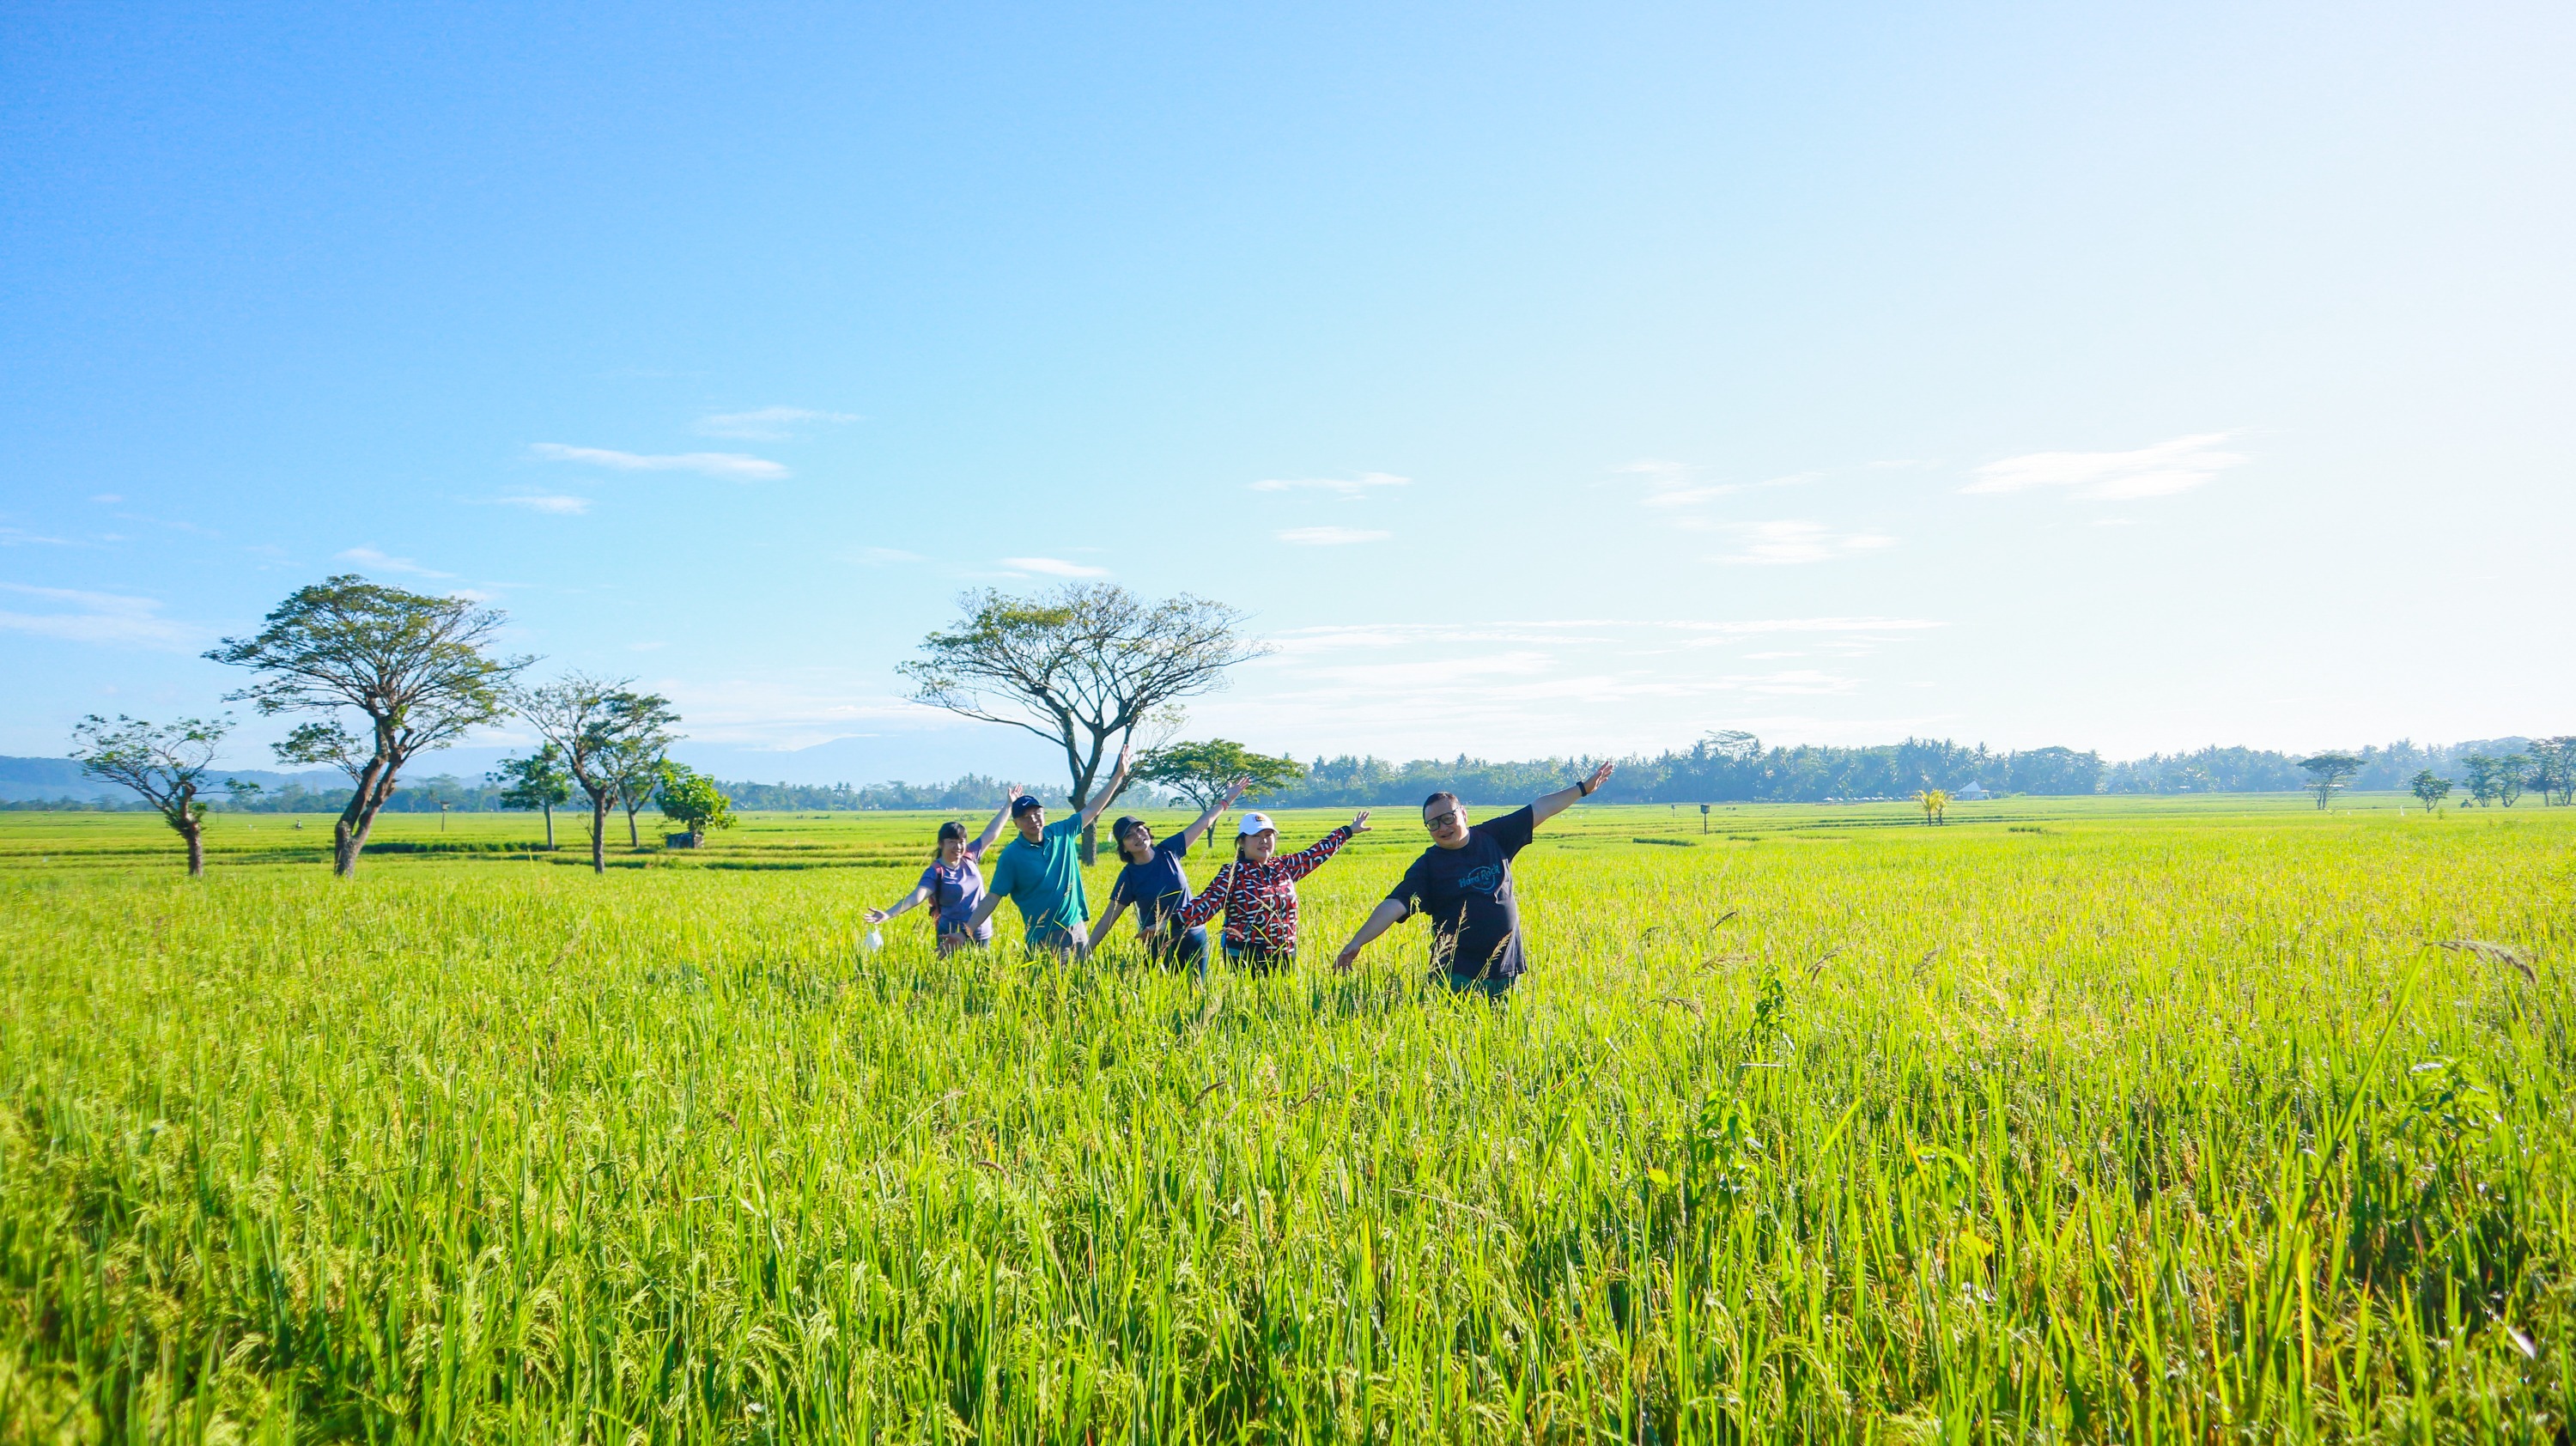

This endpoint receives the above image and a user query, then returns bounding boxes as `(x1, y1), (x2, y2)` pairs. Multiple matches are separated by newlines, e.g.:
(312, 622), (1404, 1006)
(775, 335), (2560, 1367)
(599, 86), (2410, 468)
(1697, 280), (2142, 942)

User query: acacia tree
(2298, 751), (2364, 810)
(206, 575), (526, 876)
(2496, 753), (2530, 807)
(1137, 739), (1305, 852)
(2409, 769), (2452, 811)
(2528, 737), (2576, 806)
(900, 585), (1267, 862)
(492, 746), (572, 848)
(513, 675), (679, 872)
(70, 714), (229, 876)
(610, 729), (677, 848)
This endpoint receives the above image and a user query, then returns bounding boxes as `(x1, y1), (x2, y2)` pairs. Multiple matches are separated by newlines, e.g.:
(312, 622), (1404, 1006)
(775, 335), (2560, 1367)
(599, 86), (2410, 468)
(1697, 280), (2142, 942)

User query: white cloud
(857, 546), (922, 564)
(1277, 526), (1392, 545)
(1965, 432), (2247, 500)
(0, 583), (195, 649)
(530, 443), (788, 482)
(696, 406), (859, 440)
(0, 526), (71, 546)
(89, 493), (123, 504)
(1716, 520), (1897, 566)
(1263, 617), (1941, 657)
(336, 546), (454, 579)
(1620, 458), (1742, 509)
(494, 495), (591, 515)
(1248, 471), (1409, 495)
(1001, 556), (1110, 578)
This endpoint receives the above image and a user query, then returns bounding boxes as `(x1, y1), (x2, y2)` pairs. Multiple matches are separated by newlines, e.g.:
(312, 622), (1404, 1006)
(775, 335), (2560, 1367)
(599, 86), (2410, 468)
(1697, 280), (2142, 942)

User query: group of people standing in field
(865, 744), (1618, 997)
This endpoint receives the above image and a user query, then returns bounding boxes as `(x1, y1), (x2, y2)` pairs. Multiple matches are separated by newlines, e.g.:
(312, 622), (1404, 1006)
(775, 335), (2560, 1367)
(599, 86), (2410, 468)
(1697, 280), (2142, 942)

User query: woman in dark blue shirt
(1085, 775), (1252, 976)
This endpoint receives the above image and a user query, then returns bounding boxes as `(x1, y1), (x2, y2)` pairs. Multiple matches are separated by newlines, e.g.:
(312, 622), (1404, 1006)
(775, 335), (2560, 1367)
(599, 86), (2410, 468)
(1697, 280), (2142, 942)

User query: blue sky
(3, 2), (2570, 783)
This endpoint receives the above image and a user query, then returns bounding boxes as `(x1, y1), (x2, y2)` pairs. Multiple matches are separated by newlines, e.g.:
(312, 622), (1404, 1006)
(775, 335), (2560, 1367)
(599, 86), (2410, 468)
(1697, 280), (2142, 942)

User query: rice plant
(0, 797), (2566, 1441)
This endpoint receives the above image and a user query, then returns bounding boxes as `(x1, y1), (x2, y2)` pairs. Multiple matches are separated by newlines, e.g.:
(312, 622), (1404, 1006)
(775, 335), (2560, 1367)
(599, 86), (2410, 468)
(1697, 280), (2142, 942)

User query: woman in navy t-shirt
(1085, 775), (1254, 975)
(865, 785), (1018, 955)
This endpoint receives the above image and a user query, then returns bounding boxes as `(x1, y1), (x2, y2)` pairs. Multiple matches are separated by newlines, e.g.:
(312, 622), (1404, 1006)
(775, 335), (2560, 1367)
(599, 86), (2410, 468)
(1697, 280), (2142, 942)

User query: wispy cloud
(696, 406), (859, 440)
(857, 546), (923, 564)
(1001, 556), (1109, 578)
(1266, 617), (1941, 656)
(1277, 526), (1391, 545)
(1965, 432), (2247, 500)
(530, 443), (788, 482)
(1620, 459), (1741, 509)
(1248, 472), (1409, 495)
(1716, 520), (1896, 565)
(1, 526), (72, 547)
(493, 494), (591, 515)
(89, 493), (123, 504)
(0, 583), (195, 649)
(336, 546), (455, 579)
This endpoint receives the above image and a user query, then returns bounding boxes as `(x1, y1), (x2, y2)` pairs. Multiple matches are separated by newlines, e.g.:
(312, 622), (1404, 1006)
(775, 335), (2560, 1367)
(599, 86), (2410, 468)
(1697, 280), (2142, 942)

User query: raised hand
(1584, 761), (1614, 795)
(1348, 810), (1373, 834)
(1223, 774), (1252, 805)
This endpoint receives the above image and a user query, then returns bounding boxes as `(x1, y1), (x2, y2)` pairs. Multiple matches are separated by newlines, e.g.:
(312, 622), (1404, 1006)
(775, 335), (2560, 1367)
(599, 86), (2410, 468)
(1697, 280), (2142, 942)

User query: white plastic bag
(860, 927), (884, 957)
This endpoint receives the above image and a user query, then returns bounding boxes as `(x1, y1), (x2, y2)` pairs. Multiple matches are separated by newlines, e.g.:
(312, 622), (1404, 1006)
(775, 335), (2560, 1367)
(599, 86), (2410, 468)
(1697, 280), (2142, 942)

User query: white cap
(1236, 811), (1276, 836)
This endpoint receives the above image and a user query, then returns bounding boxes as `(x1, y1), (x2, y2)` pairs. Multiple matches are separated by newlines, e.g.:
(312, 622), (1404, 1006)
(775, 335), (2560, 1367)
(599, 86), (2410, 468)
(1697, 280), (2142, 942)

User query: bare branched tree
(513, 674), (680, 873)
(70, 714), (231, 876)
(899, 585), (1267, 861)
(205, 575), (528, 876)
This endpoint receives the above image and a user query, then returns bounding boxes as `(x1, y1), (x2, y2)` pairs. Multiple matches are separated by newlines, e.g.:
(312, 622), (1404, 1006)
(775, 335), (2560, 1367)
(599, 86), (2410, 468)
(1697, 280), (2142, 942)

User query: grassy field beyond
(1, 797), (2570, 1441)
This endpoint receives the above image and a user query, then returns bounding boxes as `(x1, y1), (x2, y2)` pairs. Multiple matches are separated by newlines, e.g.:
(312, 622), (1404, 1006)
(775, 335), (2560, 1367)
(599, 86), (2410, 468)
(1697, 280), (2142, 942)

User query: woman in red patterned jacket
(1176, 808), (1372, 974)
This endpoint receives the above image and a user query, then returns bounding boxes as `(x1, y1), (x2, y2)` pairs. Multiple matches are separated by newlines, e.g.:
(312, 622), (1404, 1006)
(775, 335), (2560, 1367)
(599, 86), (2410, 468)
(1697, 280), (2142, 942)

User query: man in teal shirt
(966, 744), (1132, 956)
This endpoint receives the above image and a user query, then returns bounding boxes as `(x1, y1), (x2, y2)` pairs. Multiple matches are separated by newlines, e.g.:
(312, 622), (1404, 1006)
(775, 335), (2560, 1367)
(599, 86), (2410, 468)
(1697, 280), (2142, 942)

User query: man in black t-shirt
(1333, 761), (1614, 997)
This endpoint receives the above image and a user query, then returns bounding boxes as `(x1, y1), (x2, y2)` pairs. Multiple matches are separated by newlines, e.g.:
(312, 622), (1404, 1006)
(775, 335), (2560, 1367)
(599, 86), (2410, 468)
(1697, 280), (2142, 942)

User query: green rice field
(1, 794), (2569, 1442)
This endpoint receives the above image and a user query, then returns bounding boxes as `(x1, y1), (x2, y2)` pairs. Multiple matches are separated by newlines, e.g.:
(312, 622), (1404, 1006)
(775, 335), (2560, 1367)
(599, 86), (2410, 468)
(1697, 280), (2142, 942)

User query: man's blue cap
(1011, 795), (1045, 815)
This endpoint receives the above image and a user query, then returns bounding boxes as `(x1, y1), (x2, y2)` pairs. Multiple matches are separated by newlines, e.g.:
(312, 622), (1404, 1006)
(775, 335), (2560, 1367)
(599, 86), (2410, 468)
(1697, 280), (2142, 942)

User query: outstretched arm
(1177, 775), (1251, 852)
(1333, 898), (1410, 972)
(1530, 761), (1615, 826)
(969, 783), (1016, 859)
(1176, 863), (1235, 929)
(1085, 897), (1131, 951)
(866, 883), (934, 925)
(1078, 742), (1135, 829)
(964, 888), (1005, 933)
(1280, 812), (1370, 881)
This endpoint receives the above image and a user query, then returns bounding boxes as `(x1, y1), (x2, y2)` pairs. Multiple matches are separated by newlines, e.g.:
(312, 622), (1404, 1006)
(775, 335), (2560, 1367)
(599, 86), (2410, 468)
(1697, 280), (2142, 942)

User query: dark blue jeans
(1434, 968), (1516, 1001)
(1224, 939), (1293, 975)
(1148, 923), (1210, 981)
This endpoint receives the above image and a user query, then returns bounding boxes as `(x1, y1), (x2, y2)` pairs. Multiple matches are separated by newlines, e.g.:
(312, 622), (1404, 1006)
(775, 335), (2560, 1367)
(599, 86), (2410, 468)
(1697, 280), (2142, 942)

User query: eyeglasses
(1424, 810), (1464, 830)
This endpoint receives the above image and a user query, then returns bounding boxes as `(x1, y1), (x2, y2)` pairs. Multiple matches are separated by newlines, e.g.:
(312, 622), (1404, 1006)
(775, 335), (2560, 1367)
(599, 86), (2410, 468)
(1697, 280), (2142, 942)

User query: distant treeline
(1252, 736), (2532, 807)
(0, 738), (2543, 813)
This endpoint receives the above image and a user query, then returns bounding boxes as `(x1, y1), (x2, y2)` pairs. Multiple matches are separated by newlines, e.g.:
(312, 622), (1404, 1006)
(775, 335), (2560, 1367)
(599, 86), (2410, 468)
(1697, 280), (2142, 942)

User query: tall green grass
(0, 801), (2567, 1441)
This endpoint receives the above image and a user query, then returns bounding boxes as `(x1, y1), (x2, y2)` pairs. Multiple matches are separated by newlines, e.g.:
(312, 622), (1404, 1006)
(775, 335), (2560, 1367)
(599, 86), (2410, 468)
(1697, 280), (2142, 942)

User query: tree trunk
(184, 822), (204, 878)
(1080, 819), (1098, 865)
(625, 805), (641, 849)
(333, 748), (401, 877)
(542, 803), (556, 849)
(590, 795), (610, 873)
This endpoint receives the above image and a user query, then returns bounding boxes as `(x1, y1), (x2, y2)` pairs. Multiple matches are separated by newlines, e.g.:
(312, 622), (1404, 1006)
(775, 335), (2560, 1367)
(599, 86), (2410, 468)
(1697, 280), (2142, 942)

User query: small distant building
(1953, 781), (1992, 801)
